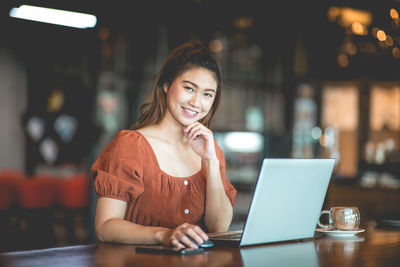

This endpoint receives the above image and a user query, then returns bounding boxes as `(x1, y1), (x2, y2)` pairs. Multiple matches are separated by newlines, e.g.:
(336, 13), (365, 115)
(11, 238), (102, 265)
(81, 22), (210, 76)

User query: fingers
(186, 228), (203, 244)
(184, 122), (200, 132)
(169, 223), (209, 249)
(184, 122), (212, 140)
(170, 231), (197, 249)
(179, 232), (198, 249)
(192, 225), (209, 241)
(170, 238), (185, 250)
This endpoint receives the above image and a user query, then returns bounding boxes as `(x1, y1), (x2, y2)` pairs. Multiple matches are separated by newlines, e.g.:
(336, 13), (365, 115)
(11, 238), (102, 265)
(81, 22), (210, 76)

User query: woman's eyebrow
(182, 80), (216, 92)
(182, 80), (198, 88)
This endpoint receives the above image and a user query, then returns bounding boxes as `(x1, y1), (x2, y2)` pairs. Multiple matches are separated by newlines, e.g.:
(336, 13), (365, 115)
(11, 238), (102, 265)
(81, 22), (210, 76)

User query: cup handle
(318, 210), (332, 229)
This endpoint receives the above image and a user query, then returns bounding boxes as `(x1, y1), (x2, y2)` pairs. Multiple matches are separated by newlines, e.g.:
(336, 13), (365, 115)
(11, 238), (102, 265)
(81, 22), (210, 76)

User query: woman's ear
(163, 84), (168, 93)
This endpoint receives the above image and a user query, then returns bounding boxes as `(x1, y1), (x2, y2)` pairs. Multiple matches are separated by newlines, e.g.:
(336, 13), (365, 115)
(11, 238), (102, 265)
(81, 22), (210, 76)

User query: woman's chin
(180, 120), (196, 127)
(178, 116), (201, 126)
(175, 114), (205, 127)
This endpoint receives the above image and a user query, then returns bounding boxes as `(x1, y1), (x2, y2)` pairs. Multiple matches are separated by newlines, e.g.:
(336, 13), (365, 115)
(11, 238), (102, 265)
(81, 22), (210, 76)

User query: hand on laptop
(160, 223), (209, 249)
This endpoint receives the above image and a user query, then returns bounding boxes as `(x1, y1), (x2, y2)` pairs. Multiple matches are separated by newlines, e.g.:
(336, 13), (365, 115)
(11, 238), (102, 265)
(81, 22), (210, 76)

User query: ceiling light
(9, 5), (97, 29)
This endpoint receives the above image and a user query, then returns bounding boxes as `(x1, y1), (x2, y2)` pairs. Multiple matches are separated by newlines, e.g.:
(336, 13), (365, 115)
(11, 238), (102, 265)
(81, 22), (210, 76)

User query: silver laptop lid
(240, 158), (335, 247)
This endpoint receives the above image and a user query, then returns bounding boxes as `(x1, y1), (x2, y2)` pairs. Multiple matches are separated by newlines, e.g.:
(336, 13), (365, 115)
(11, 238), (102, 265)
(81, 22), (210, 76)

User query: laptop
(209, 158), (335, 247)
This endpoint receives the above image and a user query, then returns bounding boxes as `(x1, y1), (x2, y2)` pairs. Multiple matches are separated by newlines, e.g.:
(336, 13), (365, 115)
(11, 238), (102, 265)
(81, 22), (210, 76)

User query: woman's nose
(189, 93), (201, 107)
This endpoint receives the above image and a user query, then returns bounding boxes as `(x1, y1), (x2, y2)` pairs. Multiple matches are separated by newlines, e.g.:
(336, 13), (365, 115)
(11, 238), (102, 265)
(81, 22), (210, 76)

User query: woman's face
(164, 67), (218, 126)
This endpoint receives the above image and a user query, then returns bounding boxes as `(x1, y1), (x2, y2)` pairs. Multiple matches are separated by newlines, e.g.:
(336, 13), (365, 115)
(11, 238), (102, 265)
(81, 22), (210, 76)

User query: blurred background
(1, 0), (400, 252)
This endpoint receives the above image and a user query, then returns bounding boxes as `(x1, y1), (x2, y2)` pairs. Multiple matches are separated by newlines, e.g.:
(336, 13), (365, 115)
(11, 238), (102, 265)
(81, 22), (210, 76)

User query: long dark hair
(130, 40), (222, 130)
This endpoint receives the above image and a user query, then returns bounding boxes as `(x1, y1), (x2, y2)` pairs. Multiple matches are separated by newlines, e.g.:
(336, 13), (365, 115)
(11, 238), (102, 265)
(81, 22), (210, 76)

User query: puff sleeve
(215, 140), (237, 206)
(91, 131), (144, 203)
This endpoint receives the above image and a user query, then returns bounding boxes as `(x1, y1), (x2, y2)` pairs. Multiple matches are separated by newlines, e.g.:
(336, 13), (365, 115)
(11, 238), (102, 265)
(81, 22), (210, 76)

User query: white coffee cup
(318, 207), (360, 230)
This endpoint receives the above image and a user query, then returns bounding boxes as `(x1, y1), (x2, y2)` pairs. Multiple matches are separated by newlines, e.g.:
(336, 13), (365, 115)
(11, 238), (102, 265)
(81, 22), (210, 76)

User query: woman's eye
(185, 87), (194, 92)
(204, 93), (214, 98)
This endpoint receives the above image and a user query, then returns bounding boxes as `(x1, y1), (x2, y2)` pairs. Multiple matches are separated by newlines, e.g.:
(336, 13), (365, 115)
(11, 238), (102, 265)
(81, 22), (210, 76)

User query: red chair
(0, 170), (24, 210)
(57, 173), (90, 209)
(56, 173), (90, 244)
(16, 174), (59, 250)
(0, 178), (16, 211)
(0, 169), (25, 252)
(0, 171), (25, 207)
(17, 174), (58, 209)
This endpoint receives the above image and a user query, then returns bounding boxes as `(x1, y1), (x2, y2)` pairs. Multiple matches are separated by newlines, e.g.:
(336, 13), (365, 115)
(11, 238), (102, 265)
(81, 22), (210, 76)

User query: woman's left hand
(184, 122), (217, 160)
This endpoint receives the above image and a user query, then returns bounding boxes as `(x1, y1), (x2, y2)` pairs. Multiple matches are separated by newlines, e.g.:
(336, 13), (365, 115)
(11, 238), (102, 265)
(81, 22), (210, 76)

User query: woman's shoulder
(111, 129), (144, 144)
(103, 130), (149, 157)
(114, 129), (144, 140)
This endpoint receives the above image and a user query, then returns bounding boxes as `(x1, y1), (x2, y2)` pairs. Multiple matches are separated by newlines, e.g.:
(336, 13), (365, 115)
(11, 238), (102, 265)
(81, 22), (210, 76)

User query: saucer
(315, 228), (365, 237)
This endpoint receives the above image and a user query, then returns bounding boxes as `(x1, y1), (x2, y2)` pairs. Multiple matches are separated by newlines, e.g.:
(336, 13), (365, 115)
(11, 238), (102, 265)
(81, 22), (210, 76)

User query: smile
(182, 107), (199, 118)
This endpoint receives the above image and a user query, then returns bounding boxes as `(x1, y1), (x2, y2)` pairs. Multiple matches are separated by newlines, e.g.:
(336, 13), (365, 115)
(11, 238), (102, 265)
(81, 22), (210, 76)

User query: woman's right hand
(159, 223), (209, 249)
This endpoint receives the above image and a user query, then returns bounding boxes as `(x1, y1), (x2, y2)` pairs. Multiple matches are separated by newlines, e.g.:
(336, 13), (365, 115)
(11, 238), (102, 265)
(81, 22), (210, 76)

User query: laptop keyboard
(211, 232), (242, 240)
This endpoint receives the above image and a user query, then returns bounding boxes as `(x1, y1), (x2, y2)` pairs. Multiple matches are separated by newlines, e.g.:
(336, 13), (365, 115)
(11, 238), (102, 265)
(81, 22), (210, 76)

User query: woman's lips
(182, 107), (198, 118)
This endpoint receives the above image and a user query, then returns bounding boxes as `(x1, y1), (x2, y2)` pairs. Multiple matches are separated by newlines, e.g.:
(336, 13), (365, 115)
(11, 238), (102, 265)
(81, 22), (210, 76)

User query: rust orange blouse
(91, 130), (237, 230)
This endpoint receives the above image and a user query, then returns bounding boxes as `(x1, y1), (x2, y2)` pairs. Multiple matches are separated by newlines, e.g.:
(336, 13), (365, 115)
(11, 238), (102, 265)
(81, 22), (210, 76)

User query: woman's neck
(152, 113), (187, 144)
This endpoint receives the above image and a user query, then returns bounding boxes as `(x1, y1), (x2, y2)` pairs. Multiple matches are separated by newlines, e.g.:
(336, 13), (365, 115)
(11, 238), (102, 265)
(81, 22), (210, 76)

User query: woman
(91, 40), (236, 249)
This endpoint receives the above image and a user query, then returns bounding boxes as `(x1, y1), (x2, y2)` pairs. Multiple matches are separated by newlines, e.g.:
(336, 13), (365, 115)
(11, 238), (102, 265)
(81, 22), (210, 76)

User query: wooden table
(1, 227), (399, 267)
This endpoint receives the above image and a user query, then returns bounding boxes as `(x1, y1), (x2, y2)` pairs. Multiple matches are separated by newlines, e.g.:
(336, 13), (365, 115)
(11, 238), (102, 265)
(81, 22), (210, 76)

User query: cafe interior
(0, 0), (400, 259)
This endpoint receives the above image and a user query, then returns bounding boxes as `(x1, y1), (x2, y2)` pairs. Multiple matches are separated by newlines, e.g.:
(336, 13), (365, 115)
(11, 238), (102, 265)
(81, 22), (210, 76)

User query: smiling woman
(163, 68), (217, 126)
(91, 41), (236, 250)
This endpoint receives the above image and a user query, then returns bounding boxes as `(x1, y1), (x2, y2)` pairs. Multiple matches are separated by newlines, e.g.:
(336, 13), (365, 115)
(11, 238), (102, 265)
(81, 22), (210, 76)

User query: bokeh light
(209, 39), (224, 53)
(338, 54), (349, 67)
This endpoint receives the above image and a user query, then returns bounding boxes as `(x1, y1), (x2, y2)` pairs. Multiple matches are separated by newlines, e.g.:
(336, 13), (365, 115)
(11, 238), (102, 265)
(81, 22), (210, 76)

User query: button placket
(183, 180), (189, 215)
